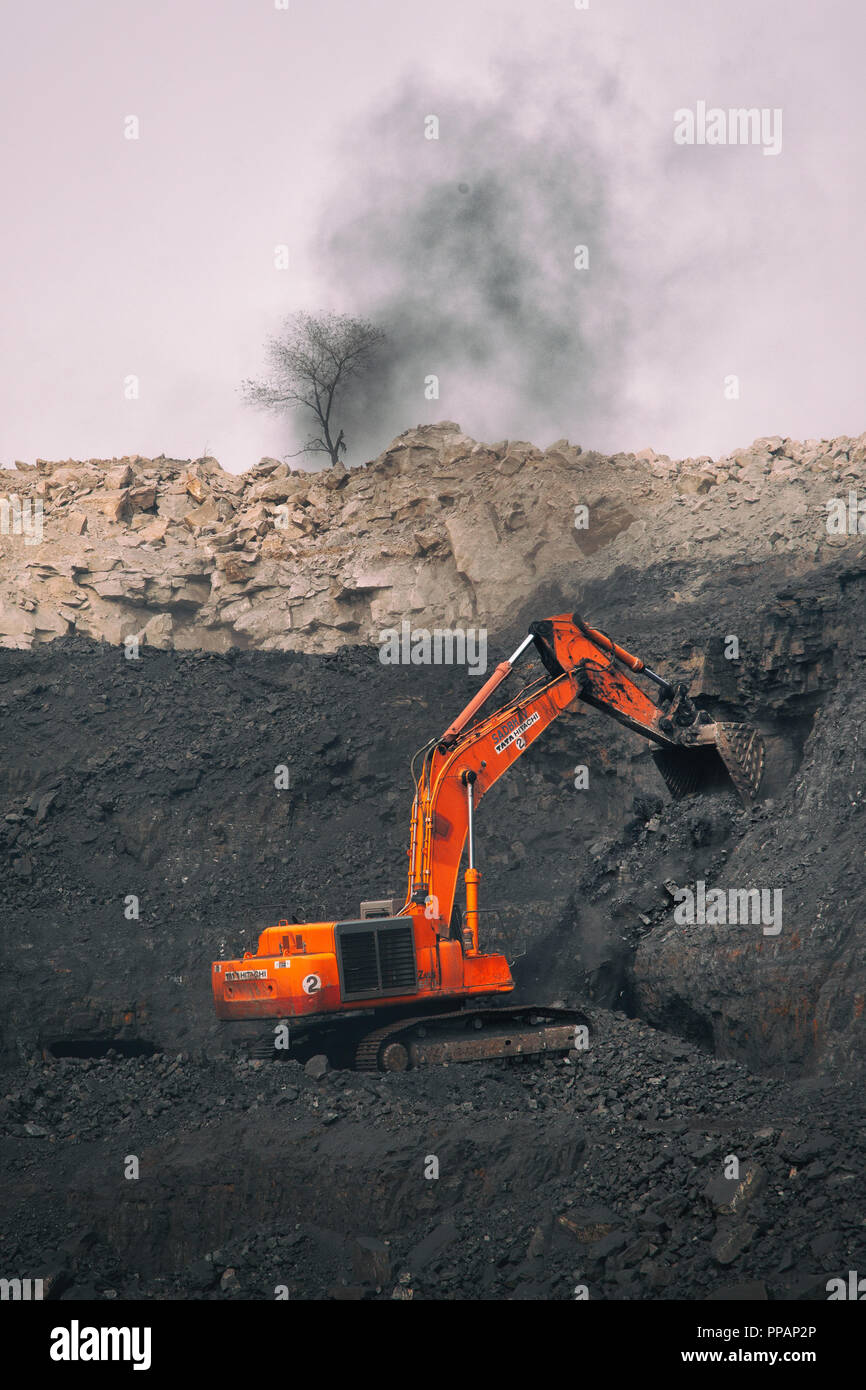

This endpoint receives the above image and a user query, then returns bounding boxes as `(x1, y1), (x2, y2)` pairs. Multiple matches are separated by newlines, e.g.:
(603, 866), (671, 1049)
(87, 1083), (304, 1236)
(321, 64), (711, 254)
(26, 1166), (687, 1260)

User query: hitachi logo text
(494, 710), (540, 754)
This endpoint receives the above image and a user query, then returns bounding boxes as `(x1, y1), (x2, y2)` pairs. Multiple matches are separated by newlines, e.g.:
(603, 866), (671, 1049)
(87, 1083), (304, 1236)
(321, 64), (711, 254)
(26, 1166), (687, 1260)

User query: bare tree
(241, 311), (384, 467)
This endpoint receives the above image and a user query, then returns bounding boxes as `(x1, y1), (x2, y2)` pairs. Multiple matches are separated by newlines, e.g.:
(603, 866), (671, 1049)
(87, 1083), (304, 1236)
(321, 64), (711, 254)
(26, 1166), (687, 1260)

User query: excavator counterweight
(212, 612), (763, 1068)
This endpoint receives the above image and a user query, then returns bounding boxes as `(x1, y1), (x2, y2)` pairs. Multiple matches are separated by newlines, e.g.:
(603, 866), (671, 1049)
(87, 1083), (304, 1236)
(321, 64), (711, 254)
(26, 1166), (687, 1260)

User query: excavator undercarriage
(247, 1003), (591, 1071)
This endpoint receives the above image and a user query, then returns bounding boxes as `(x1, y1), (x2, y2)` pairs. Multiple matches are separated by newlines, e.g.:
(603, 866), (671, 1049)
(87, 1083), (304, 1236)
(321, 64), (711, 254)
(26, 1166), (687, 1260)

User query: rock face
(632, 654), (866, 1079)
(1, 423), (864, 656)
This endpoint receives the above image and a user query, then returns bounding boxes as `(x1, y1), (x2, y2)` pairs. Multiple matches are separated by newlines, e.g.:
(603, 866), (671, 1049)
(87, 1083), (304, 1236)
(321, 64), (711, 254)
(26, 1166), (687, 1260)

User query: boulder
(138, 613), (174, 649)
(180, 469), (209, 503)
(676, 472), (716, 496)
(183, 499), (222, 531)
(91, 490), (130, 522)
(128, 485), (157, 512)
(139, 518), (169, 544)
(105, 464), (134, 489)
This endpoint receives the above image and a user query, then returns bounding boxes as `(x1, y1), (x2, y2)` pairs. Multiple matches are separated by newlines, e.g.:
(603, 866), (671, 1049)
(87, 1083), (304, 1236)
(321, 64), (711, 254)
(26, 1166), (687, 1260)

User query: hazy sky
(1, 0), (863, 471)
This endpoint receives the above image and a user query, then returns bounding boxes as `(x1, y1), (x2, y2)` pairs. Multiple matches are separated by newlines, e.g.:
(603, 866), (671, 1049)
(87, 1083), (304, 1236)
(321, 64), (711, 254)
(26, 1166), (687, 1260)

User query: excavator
(212, 612), (763, 1070)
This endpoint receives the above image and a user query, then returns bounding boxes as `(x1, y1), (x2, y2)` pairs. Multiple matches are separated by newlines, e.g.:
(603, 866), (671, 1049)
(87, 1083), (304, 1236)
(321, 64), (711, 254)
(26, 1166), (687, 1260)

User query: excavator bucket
(652, 723), (764, 807)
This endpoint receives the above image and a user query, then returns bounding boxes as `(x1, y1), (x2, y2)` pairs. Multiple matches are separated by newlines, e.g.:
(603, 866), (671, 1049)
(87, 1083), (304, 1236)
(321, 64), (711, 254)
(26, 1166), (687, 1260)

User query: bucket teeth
(652, 723), (764, 807)
(712, 723), (764, 806)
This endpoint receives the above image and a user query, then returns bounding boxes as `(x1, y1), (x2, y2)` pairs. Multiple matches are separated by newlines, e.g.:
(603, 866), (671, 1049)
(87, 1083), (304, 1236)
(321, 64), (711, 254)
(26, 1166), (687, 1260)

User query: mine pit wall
(573, 562), (865, 1079)
(1, 551), (863, 1081)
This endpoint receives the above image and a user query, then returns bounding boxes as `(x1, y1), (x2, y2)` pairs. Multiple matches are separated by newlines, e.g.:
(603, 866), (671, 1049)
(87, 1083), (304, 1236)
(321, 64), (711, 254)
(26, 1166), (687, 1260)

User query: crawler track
(353, 1004), (591, 1072)
(246, 1004), (591, 1071)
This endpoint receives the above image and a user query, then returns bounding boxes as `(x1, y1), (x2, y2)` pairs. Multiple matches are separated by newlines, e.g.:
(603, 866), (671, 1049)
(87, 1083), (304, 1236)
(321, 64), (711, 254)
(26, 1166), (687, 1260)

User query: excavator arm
(405, 612), (763, 945)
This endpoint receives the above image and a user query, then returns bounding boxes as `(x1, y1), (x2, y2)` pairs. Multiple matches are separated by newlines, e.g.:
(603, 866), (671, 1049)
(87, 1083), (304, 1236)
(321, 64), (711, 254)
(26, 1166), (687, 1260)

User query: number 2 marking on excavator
(302, 974), (321, 994)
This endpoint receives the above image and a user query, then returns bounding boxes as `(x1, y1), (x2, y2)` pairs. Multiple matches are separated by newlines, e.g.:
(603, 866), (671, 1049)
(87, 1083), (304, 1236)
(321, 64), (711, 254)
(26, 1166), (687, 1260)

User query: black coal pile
(1, 550), (864, 1301)
(1, 1014), (862, 1301)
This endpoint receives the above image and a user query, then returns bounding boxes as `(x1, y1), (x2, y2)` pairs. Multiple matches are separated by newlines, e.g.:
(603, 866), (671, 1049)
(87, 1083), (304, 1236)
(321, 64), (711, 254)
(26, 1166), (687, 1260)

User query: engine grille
(336, 918), (418, 1000)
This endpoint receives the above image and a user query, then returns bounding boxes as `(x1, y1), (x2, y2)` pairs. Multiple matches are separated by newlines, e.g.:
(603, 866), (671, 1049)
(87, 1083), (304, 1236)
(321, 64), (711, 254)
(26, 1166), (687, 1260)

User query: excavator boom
(406, 612), (763, 939)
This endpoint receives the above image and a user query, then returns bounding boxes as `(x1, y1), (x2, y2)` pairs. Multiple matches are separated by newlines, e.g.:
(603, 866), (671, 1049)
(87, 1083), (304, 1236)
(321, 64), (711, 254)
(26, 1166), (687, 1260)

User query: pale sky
(1, 0), (863, 471)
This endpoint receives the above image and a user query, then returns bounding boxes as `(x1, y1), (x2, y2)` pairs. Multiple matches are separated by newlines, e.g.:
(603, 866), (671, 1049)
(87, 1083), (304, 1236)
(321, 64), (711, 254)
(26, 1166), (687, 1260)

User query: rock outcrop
(2, 423), (864, 655)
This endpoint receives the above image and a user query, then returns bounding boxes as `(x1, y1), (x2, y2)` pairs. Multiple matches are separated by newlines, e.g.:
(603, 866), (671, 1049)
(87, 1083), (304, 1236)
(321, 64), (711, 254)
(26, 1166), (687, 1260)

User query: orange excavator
(212, 612), (763, 1069)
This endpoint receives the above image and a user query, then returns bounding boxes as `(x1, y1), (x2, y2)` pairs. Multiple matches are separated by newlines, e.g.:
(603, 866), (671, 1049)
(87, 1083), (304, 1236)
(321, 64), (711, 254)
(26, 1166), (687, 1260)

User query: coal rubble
(0, 536), (864, 1301)
(1, 1015), (862, 1301)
